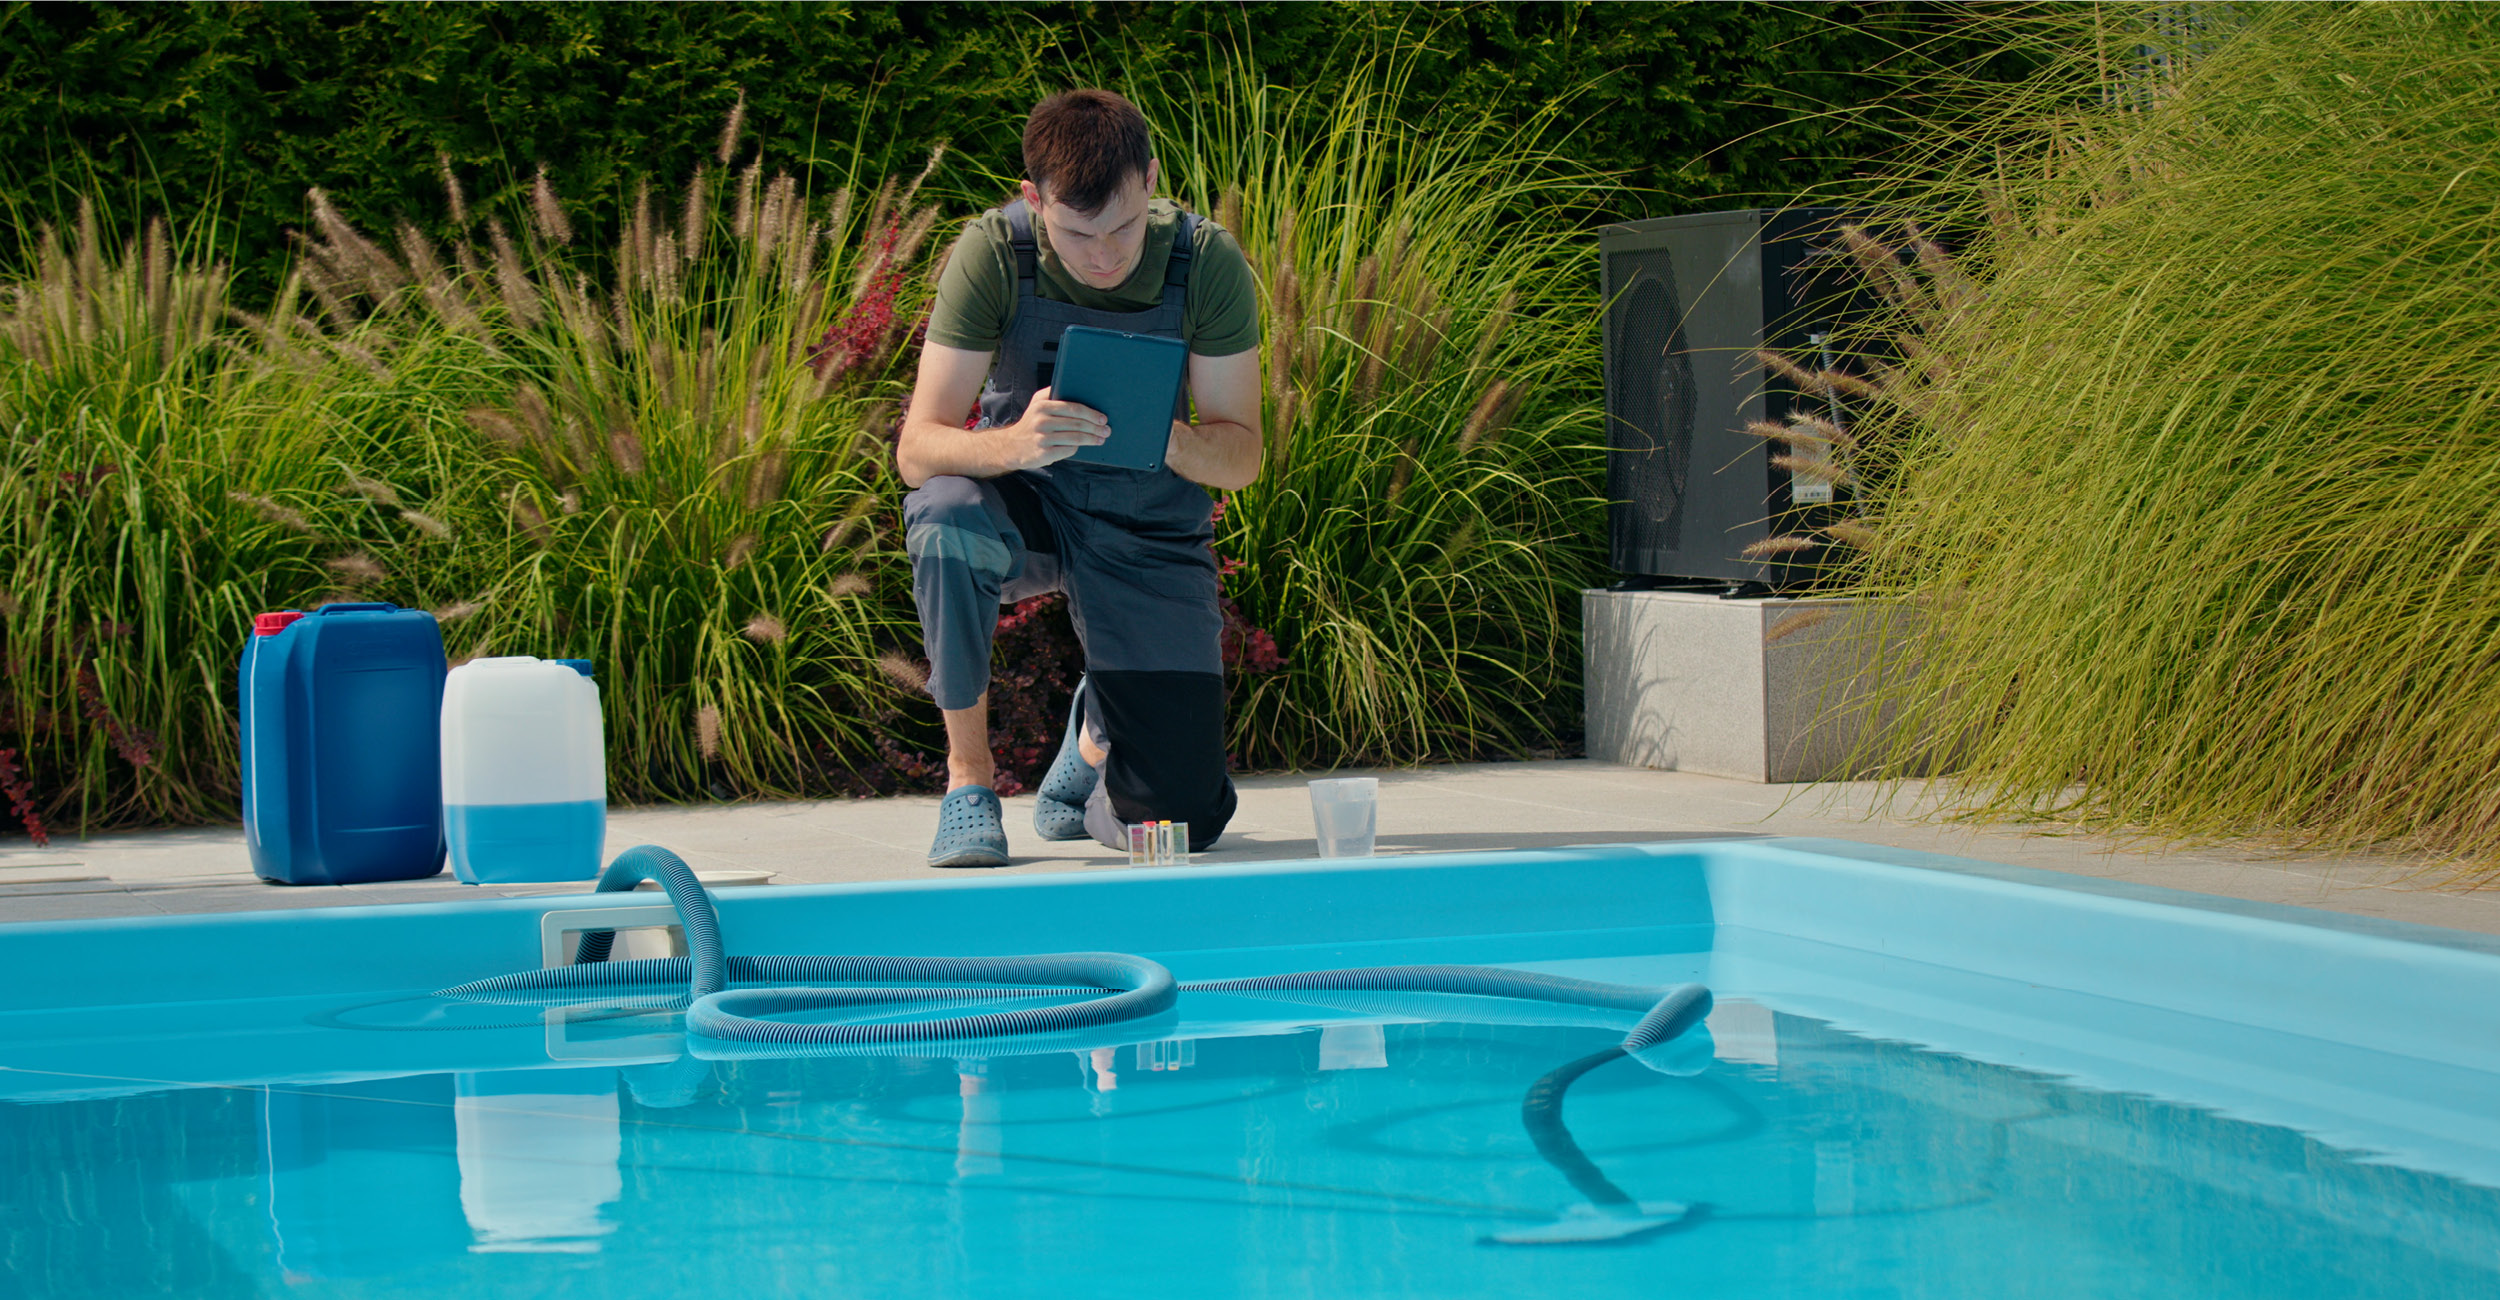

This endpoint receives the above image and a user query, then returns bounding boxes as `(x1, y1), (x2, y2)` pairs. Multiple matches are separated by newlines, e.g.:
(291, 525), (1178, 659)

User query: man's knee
(1090, 669), (1232, 837)
(1085, 771), (1235, 853)
(904, 477), (1012, 581)
(906, 477), (1013, 713)
(903, 474), (983, 523)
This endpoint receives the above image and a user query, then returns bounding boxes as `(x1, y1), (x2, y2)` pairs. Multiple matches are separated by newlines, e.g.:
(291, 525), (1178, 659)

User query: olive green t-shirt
(924, 197), (1261, 357)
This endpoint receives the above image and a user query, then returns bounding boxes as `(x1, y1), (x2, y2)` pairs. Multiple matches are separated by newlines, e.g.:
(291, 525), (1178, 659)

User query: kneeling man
(896, 88), (1263, 867)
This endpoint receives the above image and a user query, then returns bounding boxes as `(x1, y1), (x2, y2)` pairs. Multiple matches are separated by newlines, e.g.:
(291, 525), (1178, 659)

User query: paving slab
(3, 760), (2495, 936)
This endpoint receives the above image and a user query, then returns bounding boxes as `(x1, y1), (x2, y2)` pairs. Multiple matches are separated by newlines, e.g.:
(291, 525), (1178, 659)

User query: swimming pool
(5, 838), (2496, 1298)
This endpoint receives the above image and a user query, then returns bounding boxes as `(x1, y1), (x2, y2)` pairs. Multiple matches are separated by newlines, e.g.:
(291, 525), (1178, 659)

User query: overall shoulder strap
(1003, 199), (1040, 296)
(1161, 211), (1201, 312)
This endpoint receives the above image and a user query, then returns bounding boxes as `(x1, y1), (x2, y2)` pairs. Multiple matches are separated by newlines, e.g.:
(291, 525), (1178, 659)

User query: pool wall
(0, 844), (1722, 1012)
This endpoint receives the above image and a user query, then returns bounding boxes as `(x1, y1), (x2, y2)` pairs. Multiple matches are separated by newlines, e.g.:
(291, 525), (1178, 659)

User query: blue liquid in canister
(445, 800), (606, 884)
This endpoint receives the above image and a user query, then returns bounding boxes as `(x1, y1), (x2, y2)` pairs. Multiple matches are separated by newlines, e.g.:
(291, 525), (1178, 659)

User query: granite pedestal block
(1583, 588), (1923, 782)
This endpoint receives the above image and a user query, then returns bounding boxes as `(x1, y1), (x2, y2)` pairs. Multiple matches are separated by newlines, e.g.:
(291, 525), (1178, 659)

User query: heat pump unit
(1598, 207), (1872, 589)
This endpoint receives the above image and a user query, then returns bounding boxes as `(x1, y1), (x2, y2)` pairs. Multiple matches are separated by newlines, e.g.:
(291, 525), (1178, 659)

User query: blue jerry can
(239, 602), (448, 885)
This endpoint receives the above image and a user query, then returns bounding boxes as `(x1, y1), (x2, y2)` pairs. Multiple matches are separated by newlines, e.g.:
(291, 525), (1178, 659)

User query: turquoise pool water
(4, 840), (2497, 1297)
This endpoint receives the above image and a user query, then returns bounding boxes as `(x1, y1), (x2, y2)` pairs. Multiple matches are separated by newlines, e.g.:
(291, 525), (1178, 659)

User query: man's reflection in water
(956, 1058), (1003, 1179)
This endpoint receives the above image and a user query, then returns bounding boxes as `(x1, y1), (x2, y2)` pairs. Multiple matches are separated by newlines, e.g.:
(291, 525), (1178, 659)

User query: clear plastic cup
(1308, 778), (1378, 858)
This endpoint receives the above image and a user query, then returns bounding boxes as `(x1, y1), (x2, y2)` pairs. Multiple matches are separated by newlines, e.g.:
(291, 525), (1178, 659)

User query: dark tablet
(1052, 325), (1189, 472)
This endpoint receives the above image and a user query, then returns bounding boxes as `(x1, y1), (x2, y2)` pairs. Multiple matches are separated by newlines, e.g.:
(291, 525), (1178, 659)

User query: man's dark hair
(1022, 89), (1153, 215)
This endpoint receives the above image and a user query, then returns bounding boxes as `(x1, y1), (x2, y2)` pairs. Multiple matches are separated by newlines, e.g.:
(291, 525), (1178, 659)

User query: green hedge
(0, 1), (2012, 297)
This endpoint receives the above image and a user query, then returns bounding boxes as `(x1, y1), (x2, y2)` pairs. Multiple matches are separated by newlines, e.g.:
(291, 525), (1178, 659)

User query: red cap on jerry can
(252, 611), (305, 637)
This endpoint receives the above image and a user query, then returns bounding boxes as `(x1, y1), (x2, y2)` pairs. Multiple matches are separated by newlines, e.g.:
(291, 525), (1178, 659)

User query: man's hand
(999, 387), (1109, 471)
(900, 340), (1263, 490)
(900, 345), (1112, 486)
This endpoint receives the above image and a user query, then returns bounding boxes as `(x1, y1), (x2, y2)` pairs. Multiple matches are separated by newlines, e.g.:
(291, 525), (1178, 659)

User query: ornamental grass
(1825, 3), (2500, 870)
(365, 142), (946, 803)
(1134, 51), (1619, 768)
(0, 127), (939, 834)
(0, 202), (395, 830)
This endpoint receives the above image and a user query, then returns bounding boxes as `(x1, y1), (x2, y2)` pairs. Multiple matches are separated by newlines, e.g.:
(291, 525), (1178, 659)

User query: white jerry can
(441, 657), (606, 884)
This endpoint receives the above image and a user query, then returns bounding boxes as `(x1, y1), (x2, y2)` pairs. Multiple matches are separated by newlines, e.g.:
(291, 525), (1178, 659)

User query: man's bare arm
(895, 343), (1108, 489)
(1164, 347), (1264, 492)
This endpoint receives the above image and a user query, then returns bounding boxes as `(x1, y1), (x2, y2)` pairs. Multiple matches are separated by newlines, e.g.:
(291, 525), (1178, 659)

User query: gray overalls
(903, 199), (1236, 851)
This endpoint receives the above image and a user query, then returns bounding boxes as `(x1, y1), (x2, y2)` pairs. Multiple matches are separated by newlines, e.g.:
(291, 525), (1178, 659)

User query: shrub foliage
(0, 2), (2014, 298)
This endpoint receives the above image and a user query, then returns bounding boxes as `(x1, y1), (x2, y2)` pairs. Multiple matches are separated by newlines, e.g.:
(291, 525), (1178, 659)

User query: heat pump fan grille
(1604, 249), (1697, 557)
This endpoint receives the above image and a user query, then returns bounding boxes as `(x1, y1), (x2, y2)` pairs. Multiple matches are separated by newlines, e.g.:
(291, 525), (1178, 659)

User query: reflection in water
(1318, 1023), (1389, 1071)
(259, 1069), (628, 1269)
(1136, 1038), (1198, 1073)
(955, 1058), (1003, 1179)
(261, 1076), (467, 1279)
(1083, 1046), (1119, 1117)
(5, 1006), (2498, 1299)
(454, 1069), (622, 1253)
(620, 1055), (714, 1109)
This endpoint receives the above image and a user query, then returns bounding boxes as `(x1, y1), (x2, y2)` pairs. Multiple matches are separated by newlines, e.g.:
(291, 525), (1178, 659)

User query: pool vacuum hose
(437, 845), (1713, 1054)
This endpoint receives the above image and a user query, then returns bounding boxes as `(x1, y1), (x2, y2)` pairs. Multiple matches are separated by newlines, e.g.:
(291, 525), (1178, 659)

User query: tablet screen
(1052, 325), (1190, 472)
